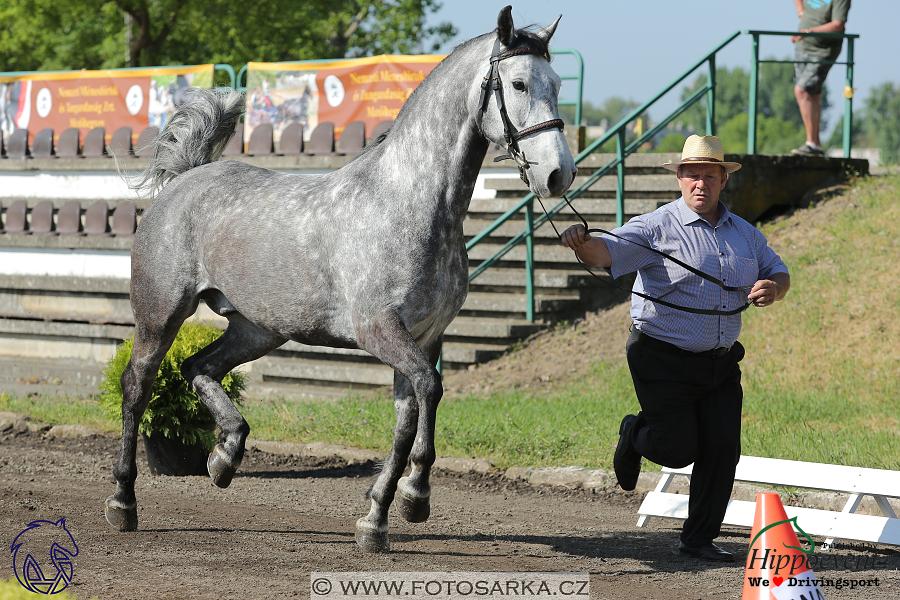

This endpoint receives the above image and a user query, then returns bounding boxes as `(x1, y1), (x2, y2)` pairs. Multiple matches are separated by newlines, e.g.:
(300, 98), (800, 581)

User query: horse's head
(476, 6), (577, 198)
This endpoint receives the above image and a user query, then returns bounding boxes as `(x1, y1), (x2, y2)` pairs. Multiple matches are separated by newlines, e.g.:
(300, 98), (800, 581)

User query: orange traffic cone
(741, 492), (825, 600)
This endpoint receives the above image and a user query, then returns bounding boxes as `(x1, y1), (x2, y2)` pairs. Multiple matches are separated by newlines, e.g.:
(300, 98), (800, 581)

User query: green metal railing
(466, 29), (858, 324)
(746, 30), (858, 156)
(553, 49), (584, 126)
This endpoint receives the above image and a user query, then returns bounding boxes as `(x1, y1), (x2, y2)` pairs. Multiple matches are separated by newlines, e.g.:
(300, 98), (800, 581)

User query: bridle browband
(477, 40), (564, 186)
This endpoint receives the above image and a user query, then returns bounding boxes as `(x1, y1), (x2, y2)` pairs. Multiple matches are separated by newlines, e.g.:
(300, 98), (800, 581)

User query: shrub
(98, 322), (246, 449)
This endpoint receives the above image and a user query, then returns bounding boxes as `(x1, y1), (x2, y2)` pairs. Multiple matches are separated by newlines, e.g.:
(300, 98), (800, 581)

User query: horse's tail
(128, 88), (245, 199)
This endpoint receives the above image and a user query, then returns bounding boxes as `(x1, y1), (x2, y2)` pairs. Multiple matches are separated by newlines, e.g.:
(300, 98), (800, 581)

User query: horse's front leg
(356, 372), (419, 552)
(355, 314), (441, 553)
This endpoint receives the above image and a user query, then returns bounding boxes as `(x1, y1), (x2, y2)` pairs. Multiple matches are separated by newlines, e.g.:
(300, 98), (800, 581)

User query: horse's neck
(369, 38), (491, 225)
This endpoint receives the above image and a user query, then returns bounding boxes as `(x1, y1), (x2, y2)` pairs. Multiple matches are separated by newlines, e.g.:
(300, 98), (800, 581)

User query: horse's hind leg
(106, 311), (192, 531)
(180, 313), (286, 488)
(394, 338), (442, 524)
(355, 313), (442, 552)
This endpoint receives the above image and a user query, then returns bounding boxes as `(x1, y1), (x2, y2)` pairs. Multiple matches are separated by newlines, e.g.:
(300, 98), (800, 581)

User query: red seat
(279, 123), (304, 155)
(304, 122), (337, 156)
(4, 200), (29, 234)
(83, 127), (107, 158)
(57, 201), (83, 235)
(340, 121), (366, 155)
(56, 128), (82, 158)
(83, 201), (111, 236)
(109, 127), (135, 159)
(30, 201), (57, 235)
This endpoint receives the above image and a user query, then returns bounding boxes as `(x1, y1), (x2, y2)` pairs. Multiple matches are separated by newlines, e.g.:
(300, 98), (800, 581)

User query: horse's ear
(535, 15), (562, 43)
(497, 5), (517, 47)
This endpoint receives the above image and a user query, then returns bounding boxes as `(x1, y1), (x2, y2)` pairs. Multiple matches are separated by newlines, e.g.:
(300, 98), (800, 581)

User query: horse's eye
(512, 81), (526, 92)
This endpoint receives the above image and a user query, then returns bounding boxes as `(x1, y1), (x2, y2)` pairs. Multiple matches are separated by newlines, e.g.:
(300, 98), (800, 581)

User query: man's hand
(560, 224), (612, 268)
(748, 273), (791, 307)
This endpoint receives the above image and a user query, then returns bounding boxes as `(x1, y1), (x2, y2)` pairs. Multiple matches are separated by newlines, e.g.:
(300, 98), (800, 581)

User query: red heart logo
(772, 576), (784, 587)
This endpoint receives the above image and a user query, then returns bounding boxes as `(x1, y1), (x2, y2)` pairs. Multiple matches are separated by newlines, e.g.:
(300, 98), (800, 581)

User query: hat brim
(664, 160), (742, 174)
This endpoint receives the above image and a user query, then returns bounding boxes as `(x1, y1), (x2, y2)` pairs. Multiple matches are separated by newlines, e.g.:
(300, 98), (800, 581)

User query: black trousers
(624, 328), (744, 546)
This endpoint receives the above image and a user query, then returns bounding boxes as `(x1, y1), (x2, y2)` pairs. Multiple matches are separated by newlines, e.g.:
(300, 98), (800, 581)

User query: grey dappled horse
(105, 5), (576, 552)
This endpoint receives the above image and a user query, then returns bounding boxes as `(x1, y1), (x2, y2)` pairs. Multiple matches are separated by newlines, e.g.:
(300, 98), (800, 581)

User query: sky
(427, 1), (896, 137)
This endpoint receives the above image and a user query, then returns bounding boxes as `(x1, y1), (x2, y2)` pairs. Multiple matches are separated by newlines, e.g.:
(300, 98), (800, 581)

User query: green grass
(4, 174), (899, 473)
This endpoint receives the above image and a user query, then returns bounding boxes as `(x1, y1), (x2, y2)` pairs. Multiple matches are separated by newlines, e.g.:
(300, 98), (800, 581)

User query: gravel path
(1, 426), (897, 600)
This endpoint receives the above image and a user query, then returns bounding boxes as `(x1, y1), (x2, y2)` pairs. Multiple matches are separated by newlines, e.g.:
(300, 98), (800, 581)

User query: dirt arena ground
(1, 429), (896, 600)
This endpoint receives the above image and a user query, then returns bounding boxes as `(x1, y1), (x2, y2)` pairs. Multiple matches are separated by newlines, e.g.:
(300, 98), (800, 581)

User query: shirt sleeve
(602, 215), (662, 280)
(833, 0), (851, 23)
(753, 228), (790, 279)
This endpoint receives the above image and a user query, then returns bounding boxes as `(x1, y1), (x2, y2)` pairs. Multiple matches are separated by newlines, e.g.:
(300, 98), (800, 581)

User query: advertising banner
(0, 64), (214, 147)
(245, 55), (444, 149)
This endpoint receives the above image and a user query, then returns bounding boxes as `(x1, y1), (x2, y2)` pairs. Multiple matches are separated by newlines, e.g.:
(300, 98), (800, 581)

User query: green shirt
(797, 0), (851, 57)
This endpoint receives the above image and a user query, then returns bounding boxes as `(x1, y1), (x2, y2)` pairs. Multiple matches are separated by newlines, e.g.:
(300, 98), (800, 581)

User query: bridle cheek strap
(478, 40), (565, 186)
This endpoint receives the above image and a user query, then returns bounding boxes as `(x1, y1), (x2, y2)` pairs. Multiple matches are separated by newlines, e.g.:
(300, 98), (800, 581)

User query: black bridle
(477, 41), (565, 186)
(477, 39), (752, 317)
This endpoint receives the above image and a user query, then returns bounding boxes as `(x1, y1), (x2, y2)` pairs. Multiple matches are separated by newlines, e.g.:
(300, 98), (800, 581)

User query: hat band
(682, 156), (722, 163)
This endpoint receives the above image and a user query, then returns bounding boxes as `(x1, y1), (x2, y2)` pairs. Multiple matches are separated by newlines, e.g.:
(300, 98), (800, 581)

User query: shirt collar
(676, 197), (733, 228)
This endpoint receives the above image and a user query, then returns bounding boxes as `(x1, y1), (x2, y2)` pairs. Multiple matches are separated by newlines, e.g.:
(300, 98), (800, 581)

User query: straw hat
(663, 135), (742, 174)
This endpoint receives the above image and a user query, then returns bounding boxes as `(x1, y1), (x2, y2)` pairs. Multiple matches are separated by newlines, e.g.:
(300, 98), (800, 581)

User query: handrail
(552, 49), (584, 126)
(744, 29), (858, 157)
(465, 29), (859, 325)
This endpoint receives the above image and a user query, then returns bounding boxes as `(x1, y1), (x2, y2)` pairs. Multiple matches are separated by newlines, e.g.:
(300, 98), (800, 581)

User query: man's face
(678, 163), (727, 222)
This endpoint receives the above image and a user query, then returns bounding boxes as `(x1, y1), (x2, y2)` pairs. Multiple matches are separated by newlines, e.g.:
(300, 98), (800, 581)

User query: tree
(0, 0), (456, 72)
(830, 82), (900, 165)
(676, 61), (831, 154)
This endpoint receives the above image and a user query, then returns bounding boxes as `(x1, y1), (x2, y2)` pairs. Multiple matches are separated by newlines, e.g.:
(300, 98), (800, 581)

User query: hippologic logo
(11, 518), (80, 594)
(750, 515), (816, 556)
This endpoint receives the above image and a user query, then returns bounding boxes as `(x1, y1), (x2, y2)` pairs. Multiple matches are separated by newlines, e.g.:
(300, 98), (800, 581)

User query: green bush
(98, 322), (246, 449)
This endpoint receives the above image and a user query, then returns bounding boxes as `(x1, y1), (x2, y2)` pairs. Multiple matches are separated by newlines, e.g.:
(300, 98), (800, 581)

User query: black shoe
(613, 414), (641, 491)
(791, 142), (824, 156)
(678, 541), (735, 562)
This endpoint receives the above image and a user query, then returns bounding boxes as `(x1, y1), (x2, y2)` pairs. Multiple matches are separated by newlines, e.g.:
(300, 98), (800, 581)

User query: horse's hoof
(207, 445), (238, 488)
(104, 497), (138, 532)
(355, 520), (390, 553)
(396, 477), (431, 523)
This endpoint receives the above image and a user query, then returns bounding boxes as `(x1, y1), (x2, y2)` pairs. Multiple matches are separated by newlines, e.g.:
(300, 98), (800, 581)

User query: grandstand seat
(7, 129), (30, 159)
(247, 123), (275, 156)
(110, 202), (137, 237)
(135, 127), (159, 158)
(83, 201), (111, 236)
(340, 121), (366, 155)
(369, 119), (393, 142)
(109, 127), (134, 158)
(30, 201), (56, 235)
(32, 129), (55, 158)
(56, 201), (83, 235)
(83, 127), (107, 158)
(279, 123), (304, 155)
(222, 124), (244, 156)
(56, 128), (82, 158)
(4, 200), (29, 234)
(304, 122), (337, 156)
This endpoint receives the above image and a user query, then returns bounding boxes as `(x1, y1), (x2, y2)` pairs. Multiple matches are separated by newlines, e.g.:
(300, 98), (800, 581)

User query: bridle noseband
(477, 40), (565, 186)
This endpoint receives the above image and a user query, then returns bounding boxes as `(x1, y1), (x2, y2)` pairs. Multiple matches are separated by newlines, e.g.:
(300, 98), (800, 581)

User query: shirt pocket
(723, 254), (759, 289)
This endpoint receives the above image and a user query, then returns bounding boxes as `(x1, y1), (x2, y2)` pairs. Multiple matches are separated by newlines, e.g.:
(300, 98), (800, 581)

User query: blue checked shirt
(604, 199), (789, 352)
